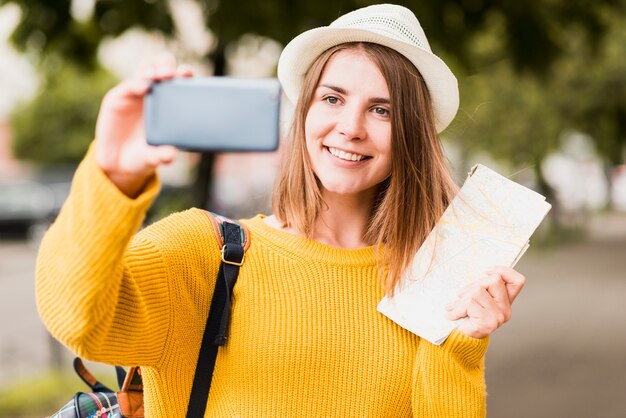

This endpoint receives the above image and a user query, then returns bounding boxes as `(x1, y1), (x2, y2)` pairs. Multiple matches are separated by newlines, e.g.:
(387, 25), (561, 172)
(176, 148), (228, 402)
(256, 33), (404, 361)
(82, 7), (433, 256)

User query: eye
(373, 106), (390, 117)
(323, 95), (340, 105)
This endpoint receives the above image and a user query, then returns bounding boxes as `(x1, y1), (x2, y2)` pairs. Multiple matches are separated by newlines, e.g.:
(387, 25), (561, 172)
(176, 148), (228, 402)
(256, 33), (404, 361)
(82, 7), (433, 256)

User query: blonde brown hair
(272, 42), (457, 293)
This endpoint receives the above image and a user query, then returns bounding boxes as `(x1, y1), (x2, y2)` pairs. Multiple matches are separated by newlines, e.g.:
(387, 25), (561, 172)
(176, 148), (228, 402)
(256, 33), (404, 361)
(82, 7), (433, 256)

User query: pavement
(0, 238), (53, 387)
(1, 213), (625, 417)
(486, 213), (626, 417)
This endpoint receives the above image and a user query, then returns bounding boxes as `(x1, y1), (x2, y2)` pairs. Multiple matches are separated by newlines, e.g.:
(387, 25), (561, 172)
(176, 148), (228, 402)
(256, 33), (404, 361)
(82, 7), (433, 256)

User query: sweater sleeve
(412, 329), (489, 417)
(35, 144), (170, 367)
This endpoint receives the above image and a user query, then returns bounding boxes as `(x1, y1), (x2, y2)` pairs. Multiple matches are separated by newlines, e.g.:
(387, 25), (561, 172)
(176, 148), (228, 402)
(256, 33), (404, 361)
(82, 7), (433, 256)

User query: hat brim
(277, 27), (459, 133)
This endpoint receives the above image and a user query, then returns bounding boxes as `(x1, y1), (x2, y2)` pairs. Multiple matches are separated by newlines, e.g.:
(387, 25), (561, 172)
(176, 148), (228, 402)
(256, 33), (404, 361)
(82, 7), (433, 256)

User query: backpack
(48, 358), (143, 418)
(47, 212), (249, 418)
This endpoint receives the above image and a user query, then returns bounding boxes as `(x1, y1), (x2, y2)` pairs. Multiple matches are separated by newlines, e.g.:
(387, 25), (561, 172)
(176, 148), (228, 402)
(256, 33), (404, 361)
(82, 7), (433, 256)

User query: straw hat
(277, 3), (459, 133)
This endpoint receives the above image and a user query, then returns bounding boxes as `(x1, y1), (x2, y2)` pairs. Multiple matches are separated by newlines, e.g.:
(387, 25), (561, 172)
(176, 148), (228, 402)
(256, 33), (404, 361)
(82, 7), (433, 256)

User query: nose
(337, 105), (366, 140)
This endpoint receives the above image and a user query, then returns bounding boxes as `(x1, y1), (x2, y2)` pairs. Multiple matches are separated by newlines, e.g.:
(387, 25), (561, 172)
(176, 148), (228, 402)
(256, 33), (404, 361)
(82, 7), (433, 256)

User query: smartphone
(144, 77), (281, 152)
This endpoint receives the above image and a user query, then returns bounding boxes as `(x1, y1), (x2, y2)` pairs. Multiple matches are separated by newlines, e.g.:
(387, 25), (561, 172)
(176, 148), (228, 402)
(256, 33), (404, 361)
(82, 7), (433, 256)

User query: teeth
(328, 147), (365, 161)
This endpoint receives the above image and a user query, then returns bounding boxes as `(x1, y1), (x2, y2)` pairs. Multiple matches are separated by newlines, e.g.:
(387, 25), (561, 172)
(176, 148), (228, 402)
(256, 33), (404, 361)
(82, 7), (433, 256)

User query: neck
(310, 191), (374, 249)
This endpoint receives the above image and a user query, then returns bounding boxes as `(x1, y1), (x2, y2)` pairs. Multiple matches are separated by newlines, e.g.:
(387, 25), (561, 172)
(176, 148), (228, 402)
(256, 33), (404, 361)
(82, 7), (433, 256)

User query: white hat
(277, 3), (459, 133)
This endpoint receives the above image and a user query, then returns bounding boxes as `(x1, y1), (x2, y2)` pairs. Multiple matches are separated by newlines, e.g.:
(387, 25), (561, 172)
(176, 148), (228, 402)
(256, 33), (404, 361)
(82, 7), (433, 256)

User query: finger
(456, 313), (498, 339)
(484, 277), (512, 322)
(445, 294), (473, 321)
(469, 287), (509, 325)
(457, 275), (504, 301)
(145, 145), (177, 166)
(460, 297), (501, 338)
(479, 274), (510, 310)
(456, 277), (507, 316)
(455, 317), (484, 339)
(470, 287), (494, 309)
(112, 78), (153, 99)
(100, 79), (152, 113)
(175, 64), (194, 78)
(156, 145), (177, 164)
(487, 266), (526, 302)
(138, 52), (178, 81)
(449, 284), (508, 318)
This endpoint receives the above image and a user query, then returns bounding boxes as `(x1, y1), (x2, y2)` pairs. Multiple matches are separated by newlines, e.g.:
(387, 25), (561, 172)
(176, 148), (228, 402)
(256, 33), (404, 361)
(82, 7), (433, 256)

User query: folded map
(377, 164), (552, 345)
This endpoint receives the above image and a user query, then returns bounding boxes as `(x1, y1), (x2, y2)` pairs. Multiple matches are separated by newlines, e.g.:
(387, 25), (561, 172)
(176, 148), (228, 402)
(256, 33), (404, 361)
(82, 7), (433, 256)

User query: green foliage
(551, 12), (626, 165)
(446, 8), (626, 175)
(447, 13), (561, 173)
(3, 0), (626, 176)
(0, 0), (174, 67)
(207, 0), (622, 75)
(453, 62), (560, 167)
(10, 59), (117, 166)
(2, 0), (621, 74)
(147, 186), (195, 223)
(94, 0), (174, 37)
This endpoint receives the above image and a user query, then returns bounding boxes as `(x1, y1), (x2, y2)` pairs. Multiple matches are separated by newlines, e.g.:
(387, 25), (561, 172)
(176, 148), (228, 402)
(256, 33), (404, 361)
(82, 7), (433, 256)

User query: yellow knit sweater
(36, 148), (489, 417)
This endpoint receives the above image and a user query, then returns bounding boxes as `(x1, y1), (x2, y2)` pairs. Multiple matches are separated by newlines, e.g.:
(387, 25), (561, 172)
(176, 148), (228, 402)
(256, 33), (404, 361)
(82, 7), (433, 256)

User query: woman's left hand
(445, 266), (526, 339)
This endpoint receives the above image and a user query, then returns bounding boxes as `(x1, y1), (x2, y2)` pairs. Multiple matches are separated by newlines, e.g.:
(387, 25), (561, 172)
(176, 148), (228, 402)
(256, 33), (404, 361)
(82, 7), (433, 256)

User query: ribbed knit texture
(36, 146), (489, 417)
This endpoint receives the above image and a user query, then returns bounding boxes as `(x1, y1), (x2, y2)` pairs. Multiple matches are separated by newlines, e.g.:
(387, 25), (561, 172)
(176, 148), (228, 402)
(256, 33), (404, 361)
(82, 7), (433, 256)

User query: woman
(36, 4), (525, 417)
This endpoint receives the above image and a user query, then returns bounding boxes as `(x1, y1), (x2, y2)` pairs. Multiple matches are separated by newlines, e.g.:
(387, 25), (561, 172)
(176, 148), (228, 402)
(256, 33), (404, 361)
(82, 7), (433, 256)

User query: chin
(319, 180), (375, 198)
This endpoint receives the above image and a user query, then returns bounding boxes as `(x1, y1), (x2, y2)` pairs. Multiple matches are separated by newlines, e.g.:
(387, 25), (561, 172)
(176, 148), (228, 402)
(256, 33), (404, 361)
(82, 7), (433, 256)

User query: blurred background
(0, 0), (625, 416)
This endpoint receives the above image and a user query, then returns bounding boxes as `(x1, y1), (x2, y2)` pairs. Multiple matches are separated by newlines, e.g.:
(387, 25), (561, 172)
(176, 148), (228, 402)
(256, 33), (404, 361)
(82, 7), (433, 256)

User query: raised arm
(95, 55), (190, 198)
(35, 59), (195, 366)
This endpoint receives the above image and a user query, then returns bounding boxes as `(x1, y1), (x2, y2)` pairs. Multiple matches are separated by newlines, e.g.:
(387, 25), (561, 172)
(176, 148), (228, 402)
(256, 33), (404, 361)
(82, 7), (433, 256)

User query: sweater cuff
(82, 142), (160, 211)
(440, 329), (489, 368)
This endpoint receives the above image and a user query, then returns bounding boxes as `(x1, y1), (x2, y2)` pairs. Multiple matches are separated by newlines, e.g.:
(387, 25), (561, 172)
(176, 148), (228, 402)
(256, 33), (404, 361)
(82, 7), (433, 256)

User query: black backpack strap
(115, 365), (127, 389)
(185, 212), (248, 418)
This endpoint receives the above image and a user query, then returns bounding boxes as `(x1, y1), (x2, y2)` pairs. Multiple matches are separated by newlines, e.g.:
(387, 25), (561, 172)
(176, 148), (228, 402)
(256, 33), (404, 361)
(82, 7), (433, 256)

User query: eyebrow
(318, 84), (390, 105)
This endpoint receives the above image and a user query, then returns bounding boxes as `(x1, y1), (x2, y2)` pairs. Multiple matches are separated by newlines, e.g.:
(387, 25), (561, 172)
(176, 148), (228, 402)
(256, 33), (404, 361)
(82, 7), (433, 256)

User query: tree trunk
(192, 42), (226, 209)
(533, 156), (562, 232)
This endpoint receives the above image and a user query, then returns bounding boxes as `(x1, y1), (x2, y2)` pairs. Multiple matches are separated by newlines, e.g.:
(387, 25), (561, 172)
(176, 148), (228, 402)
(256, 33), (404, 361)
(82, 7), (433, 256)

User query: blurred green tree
(1, 0), (174, 67)
(1, 0), (624, 207)
(450, 12), (562, 189)
(3, 0), (619, 74)
(452, 60), (561, 198)
(10, 59), (117, 166)
(551, 13), (626, 166)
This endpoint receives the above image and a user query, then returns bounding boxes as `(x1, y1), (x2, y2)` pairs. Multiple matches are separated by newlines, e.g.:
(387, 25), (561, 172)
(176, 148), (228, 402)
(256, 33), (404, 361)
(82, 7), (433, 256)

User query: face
(304, 49), (392, 202)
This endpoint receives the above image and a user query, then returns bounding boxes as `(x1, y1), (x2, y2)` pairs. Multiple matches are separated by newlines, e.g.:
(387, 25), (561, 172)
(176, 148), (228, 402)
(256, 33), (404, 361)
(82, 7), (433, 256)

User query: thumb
(156, 145), (177, 164)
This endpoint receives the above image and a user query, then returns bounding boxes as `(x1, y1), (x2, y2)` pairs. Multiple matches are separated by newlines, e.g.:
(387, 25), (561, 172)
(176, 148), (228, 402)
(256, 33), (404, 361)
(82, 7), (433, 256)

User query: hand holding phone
(144, 77), (281, 152)
(94, 59), (192, 198)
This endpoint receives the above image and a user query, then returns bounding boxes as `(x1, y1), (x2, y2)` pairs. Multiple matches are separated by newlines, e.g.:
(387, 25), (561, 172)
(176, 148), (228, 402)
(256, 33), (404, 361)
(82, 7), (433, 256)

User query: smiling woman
(273, 41), (455, 269)
(305, 49), (393, 200)
(36, 4), (526, 417)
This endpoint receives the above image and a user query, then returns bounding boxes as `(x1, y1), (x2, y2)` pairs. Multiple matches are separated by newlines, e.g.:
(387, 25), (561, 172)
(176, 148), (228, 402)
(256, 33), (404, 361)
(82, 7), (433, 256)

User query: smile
(327, 147), (369, 162)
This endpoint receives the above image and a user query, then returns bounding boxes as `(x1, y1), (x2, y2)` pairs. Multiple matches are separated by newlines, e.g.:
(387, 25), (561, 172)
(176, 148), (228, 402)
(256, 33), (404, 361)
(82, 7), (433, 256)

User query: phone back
(145, 77), (281, 152)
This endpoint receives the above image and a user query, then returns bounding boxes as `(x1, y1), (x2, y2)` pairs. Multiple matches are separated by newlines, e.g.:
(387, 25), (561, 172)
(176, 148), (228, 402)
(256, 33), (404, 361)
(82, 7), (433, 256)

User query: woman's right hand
(94, 56), (193, 198)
